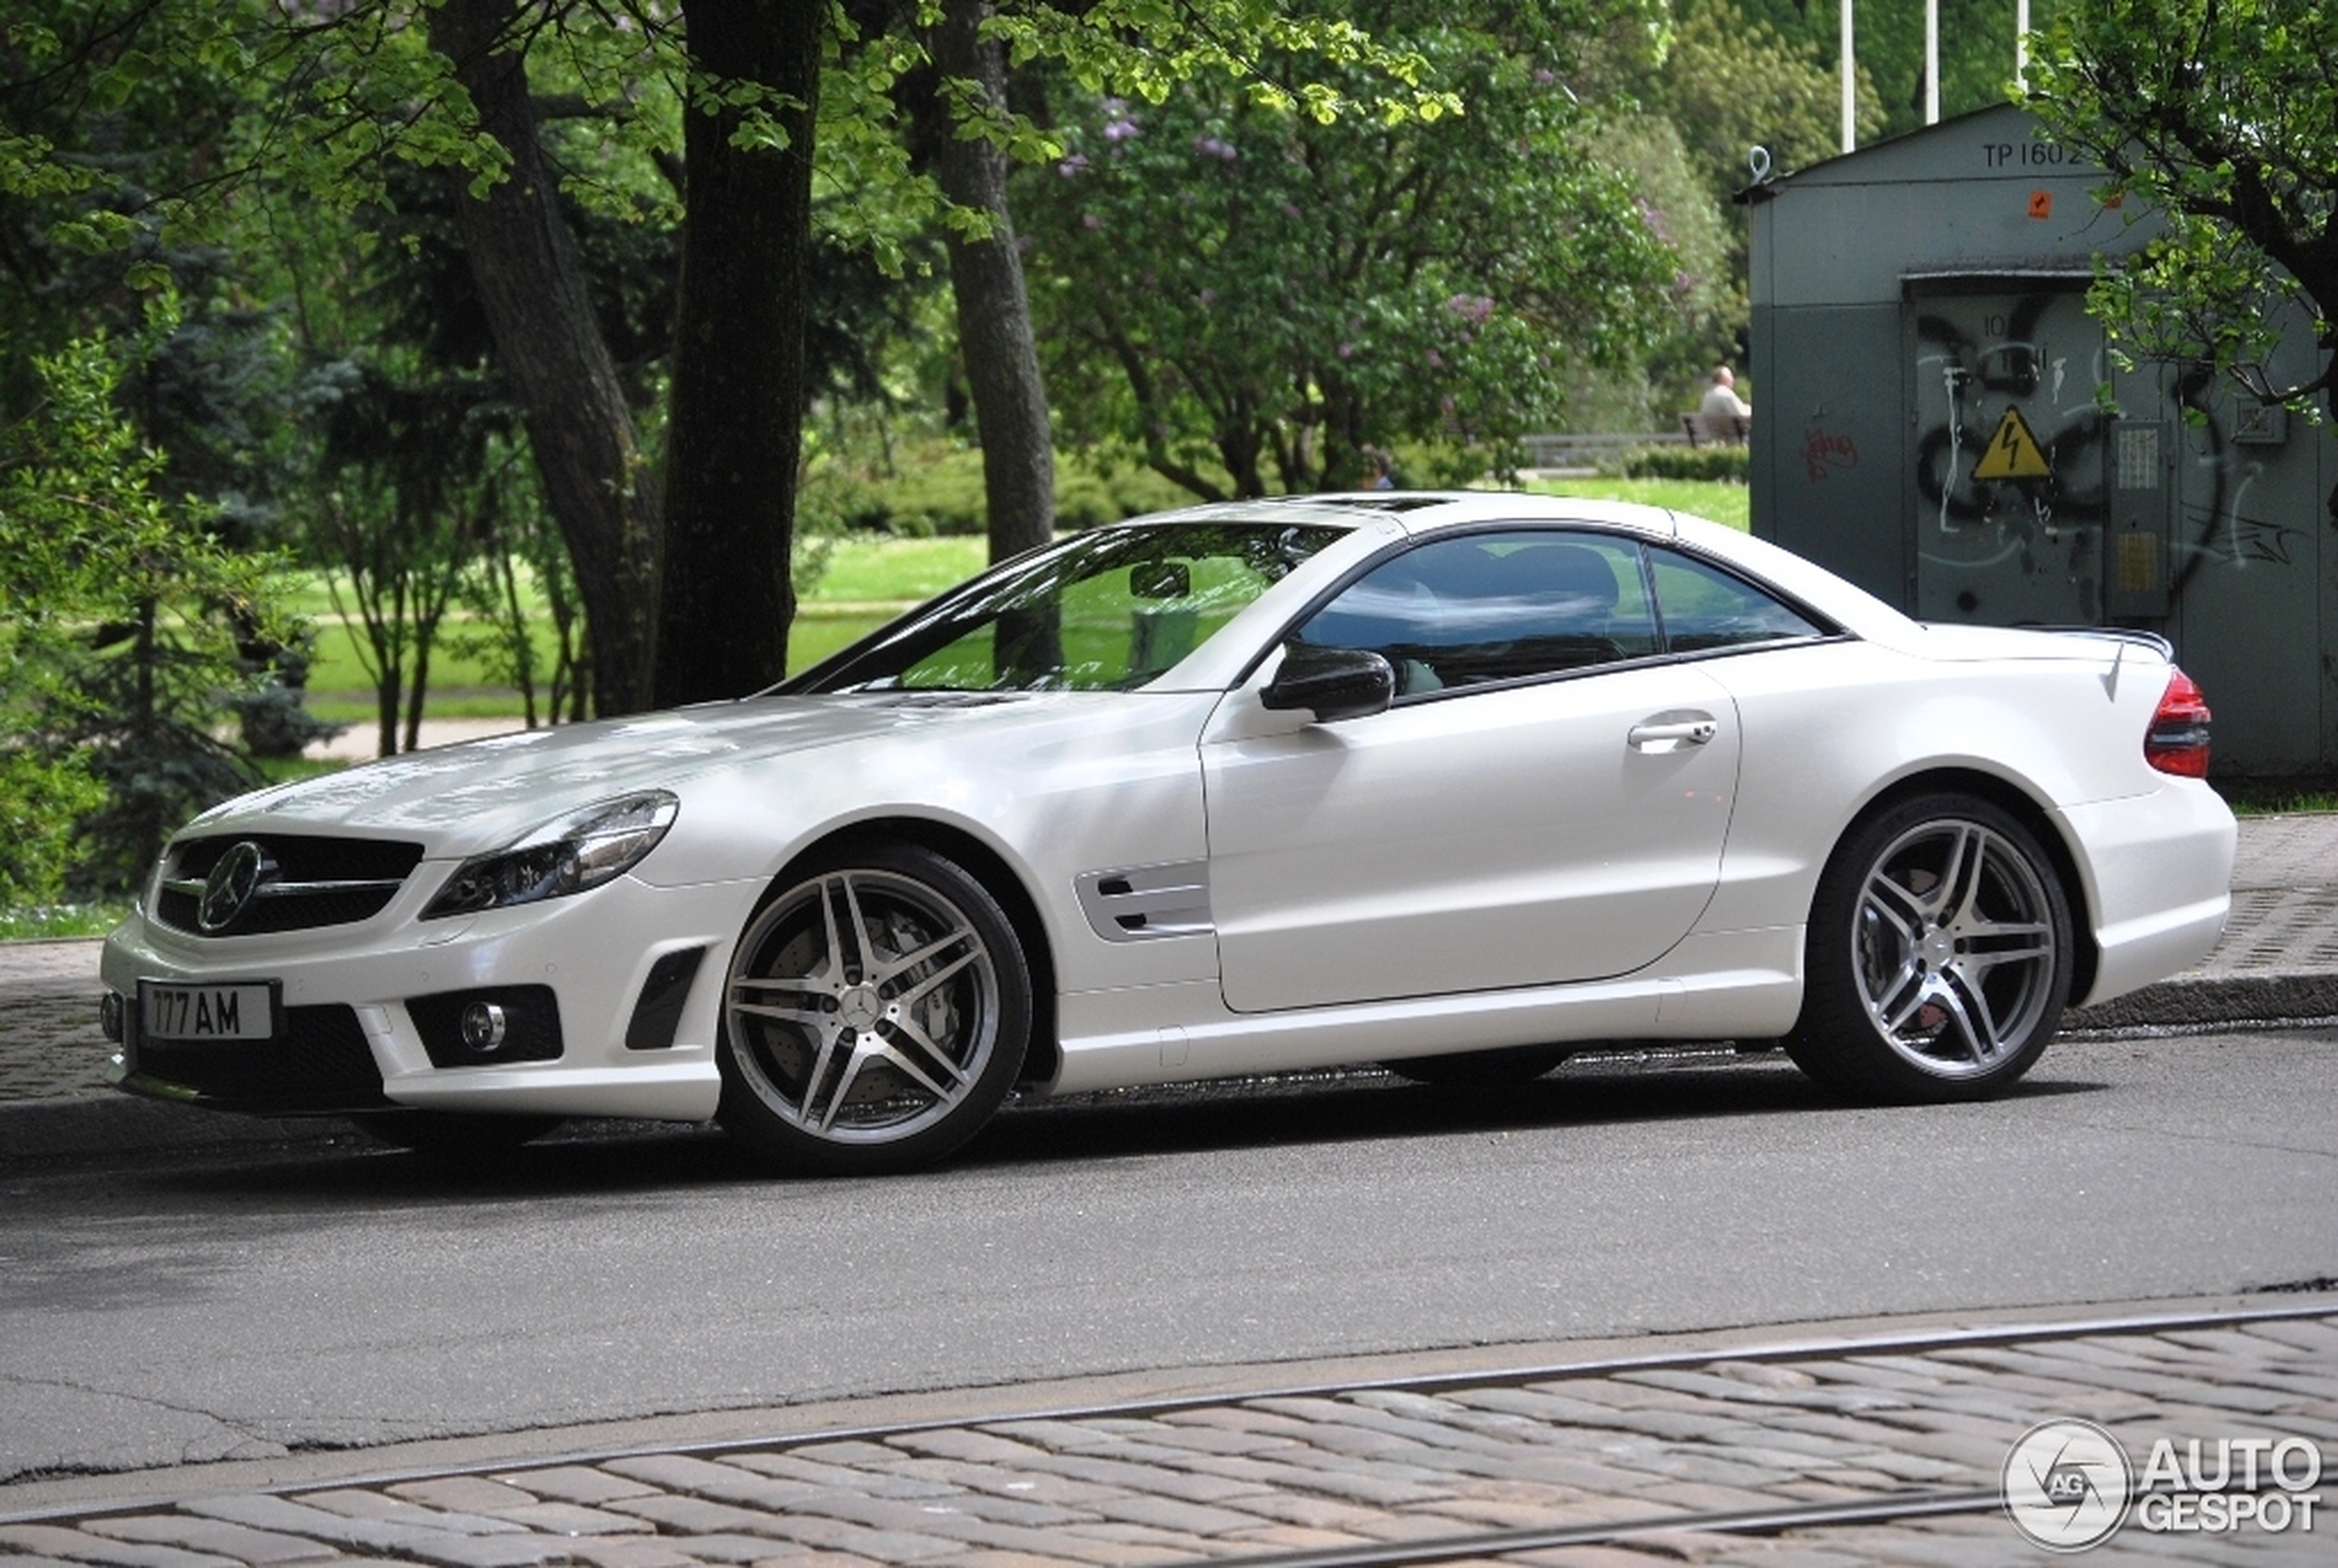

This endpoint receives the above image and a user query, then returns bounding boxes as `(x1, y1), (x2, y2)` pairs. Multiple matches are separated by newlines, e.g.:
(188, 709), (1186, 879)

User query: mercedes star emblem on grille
(197, 841), (276, 934)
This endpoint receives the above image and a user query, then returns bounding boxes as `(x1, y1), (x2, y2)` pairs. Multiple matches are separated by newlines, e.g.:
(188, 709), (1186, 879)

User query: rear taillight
(2146, 667), (2212, 778)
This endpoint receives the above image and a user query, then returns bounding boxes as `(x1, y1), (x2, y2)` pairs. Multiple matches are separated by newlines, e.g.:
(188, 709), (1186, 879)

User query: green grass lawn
(812, 535), (989, 603)
(0, 902), (132, 940)
(1522, 475), (1750, 529)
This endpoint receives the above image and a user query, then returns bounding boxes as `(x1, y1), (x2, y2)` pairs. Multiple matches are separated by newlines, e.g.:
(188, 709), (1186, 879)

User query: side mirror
(1260, 645), (1395, 723)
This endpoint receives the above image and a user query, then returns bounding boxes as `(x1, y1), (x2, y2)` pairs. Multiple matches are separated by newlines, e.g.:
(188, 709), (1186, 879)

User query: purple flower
(1082, 213), (1102, 230)
(1445, 293), (1495, 324)
(1058, 153), (1090, 176)
(1426, 350), (1444, 369)
(1282, 202), (1302, 221)
(1337, 341), (1356, 359)
(1191, 135), (1238, 161)
(1104, 117), (1140, 142)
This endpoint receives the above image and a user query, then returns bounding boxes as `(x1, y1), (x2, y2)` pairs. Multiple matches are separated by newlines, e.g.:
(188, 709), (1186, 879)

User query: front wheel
(1788, 794), (2072, 1102)
(717, 843), (1031, 1175)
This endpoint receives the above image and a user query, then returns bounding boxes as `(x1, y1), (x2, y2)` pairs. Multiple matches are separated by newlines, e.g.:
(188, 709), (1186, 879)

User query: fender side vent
(1075, 861), (1212, 943)
(627, 946), (709, 1051)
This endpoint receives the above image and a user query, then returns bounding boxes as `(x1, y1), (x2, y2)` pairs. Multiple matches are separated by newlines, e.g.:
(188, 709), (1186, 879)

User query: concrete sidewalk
(3, 813), (2333, 1158)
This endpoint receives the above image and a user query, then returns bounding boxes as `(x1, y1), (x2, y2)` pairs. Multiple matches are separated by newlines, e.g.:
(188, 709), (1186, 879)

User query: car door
(1201, 529), (1742, 1014)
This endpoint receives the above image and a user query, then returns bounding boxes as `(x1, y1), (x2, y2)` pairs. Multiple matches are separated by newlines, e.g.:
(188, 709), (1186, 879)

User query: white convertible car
(101, 494), (2235, 1172)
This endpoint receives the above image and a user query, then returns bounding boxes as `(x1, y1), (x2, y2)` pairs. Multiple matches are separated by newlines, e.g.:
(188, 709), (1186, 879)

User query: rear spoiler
(2031, 626), (2174, 660)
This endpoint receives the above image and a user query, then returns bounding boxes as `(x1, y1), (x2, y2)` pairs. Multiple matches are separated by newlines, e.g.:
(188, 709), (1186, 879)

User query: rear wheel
(1788, 793), (2071, 1101)
(717, 843), (1030, 1175)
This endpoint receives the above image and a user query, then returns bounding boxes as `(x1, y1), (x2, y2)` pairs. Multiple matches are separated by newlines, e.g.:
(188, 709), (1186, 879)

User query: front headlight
(422, 791), (678, 919)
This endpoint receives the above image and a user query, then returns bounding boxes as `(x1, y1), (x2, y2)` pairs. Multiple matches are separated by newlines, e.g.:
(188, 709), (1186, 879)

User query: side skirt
(1046, 926), (1805, 1096)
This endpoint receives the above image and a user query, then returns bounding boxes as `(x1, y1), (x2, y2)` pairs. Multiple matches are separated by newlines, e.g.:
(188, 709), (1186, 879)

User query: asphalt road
(3, 1029), (2333, 1487)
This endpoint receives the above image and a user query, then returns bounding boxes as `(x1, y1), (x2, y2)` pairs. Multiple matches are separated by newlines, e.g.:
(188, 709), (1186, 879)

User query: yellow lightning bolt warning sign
(1972, 405), (2054, 481)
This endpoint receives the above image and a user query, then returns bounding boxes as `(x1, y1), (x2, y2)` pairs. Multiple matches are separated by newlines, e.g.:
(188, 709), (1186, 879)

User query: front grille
(156, 835), (424, 937)
(121, 1004), (388, 1114)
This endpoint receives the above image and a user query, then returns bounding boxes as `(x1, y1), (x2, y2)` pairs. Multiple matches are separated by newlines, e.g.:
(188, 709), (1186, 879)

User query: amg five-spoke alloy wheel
(716, 843), (1031, 1175)
(1789, 793), (2072, 1102)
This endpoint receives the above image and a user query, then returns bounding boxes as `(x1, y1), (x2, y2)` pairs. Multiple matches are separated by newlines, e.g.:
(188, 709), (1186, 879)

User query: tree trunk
(654, 0), (823, 707)
(925, 0), (1056, 567)
(430, 0), (660, 717)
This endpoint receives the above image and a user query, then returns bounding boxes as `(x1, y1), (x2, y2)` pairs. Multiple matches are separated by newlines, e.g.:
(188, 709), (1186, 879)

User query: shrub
(1623, 444), (1749, 482)
(803, 440), (1207, 539)
(3, 321), (293, 899)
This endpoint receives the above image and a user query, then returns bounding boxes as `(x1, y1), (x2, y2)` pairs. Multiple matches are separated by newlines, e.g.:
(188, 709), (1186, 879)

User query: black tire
(348, 1111), (563, 1154)
(716, 842), (1031, 1176)
(1788, 792), (2072, 1102)
(1381, 1044), (1570, 1087)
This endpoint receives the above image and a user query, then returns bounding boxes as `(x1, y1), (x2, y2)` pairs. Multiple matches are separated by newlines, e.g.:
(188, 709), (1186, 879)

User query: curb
(2062, 971), (2338, 1032)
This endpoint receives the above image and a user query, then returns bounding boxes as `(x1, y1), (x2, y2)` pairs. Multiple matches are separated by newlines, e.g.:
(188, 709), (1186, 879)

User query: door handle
(1627, 713), (1719, 753)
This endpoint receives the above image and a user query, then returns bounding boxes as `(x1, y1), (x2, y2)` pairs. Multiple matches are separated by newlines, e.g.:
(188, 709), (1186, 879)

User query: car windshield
(787, 521), (1345, 694)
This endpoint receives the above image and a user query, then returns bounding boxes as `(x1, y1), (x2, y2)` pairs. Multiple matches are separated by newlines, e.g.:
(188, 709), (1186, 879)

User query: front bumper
(100, 872), (761, 1122)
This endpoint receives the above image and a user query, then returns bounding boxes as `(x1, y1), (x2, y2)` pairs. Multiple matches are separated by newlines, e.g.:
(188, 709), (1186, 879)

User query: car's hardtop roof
(1113, 491), (1917, 642)
(1127, 490), (1684, 540)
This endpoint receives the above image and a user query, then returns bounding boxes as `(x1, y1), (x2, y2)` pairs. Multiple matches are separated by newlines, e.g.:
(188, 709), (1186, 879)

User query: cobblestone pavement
(3, 942), (114, 1102)
(2167, 813), (2338, 991)
(2, 1306), (2332, 1568)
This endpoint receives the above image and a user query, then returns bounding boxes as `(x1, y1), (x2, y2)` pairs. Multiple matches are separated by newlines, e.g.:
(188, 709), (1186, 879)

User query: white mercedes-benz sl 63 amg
(100, 493), (2236, 1173)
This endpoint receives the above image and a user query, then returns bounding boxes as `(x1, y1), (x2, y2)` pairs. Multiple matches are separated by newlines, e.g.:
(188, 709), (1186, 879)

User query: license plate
(138, 980), (280, 1043)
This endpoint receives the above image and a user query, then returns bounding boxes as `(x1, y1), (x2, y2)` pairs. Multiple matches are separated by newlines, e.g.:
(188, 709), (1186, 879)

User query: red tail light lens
(2146, 667), (2212, 778)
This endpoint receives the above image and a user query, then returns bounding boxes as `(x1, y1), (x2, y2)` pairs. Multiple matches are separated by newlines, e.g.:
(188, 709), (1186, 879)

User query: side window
(1649, 548), (1824, 652)
(1291, 532), (1658, 696)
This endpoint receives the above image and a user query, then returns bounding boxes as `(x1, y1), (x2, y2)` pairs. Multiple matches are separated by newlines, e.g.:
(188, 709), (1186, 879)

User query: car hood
(182, 695), (1036, 856)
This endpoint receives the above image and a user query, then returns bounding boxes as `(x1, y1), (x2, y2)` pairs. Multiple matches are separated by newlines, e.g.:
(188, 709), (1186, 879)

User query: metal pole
(1926, 0), (1940, 123)
(1842, 0), (1857, 152)
(2016, 0), (2030, 87)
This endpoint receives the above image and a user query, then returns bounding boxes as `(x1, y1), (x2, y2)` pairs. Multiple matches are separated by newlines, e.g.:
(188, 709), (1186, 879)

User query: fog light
(99, 991), (124, 1043)
(459, 1001), (508, 1054)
